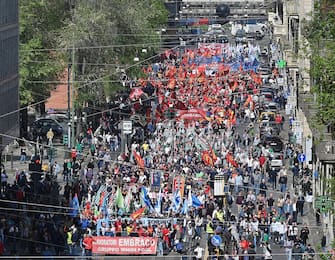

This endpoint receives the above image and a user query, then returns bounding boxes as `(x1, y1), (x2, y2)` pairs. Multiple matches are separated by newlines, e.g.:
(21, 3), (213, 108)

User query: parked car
(264, 102), (279, 113)
(29, 118), (66, 141)
(235, 29), (247, 44)
(262, 135), (284, 152)
(270, 153), (284, 169)
(218, 35), (229, 43)
(259, 111), (276, 123)
(208, 23), (224, 33)
(44, 113), (69, 124)
(257, 66), (272, 75)
(261, 92), (274, 102)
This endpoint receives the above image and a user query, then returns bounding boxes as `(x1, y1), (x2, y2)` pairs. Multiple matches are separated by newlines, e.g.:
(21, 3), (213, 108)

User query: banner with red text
(92, 236), (158, 255)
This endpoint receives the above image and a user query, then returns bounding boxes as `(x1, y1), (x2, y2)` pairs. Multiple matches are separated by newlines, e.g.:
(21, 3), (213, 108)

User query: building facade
(0, 0), (19, 147)
(273, 0), (335, 243)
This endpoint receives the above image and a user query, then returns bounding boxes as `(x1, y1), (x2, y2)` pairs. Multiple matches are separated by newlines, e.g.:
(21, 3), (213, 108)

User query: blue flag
(141, 187), (154, 212)
(172, 190), (181, 212)
(70, 194), (80, 218)
(181, 198), (189, 215)
(155, 188), (162, 214)
(192, 195), (202, 208)
(101, 193), (109, 217)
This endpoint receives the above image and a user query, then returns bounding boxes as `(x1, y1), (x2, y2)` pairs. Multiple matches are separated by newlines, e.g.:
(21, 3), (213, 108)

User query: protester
(0, 40), (318, 260)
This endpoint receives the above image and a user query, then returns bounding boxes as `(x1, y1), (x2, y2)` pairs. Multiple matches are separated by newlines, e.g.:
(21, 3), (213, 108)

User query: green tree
(305, 1), (335, 132)
(59, 0), (168, 107)
(19, 0), (69, 108)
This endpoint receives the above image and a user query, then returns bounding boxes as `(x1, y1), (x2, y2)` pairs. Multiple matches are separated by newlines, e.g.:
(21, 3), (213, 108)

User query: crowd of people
(0, 39), (322, 260)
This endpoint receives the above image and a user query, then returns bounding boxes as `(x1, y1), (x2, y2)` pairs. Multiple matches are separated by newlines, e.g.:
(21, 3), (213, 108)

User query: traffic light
(48, 148), (57, 161)
(29, 159), (43, 182)
(29, 160), (42, 172)
(63, 134), (68, 145)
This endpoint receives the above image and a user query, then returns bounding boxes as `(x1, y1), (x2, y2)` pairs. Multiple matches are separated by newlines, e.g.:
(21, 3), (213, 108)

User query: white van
(208, 24), (224, 34)
(244, 23), (267, 34)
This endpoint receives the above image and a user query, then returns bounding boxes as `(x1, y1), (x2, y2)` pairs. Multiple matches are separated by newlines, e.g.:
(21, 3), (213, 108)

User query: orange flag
(99, 191), (105, 207)
(226, 153), (238, 167)
(202, 151), (213, 166)
(244, 95), (252, 108)
(131, 207), (146, 220)
(210, 148), (217, 163)
(133, 150), (145, 169)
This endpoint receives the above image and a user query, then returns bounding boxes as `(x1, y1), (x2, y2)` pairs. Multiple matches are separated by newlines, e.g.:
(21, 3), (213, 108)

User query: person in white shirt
(246, 191), (256, 203)
(194, 243), (204, 259)
(277, 222), (287, 244)
(235, 174), (243, 193)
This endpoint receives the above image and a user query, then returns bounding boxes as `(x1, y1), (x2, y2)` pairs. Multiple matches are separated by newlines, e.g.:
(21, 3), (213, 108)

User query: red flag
(133, 150), (145, 169)
(99, 192), (105, 207)
(204, 185), (211, 194)
(131, 207), (146, 220)
(175, 100), (187, 110)
(210, 148), (217, 163)
(129, 88), (144, 100)
(244, 95), (252, 108)
(226, 153), (238, 167)
(202, 151), (213, 166)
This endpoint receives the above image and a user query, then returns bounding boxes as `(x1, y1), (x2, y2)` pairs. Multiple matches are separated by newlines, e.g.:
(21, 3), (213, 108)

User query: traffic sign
(315, 196), (332, 213)
(211, 235), (222, 247)
(278, 59), (286, 68)
(63, 134), (68, 145)
(298, 153), (306, 163)
(122, 120), (132, 134)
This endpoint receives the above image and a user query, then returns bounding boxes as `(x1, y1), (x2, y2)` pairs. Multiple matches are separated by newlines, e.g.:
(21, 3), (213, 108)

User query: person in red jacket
(275, 114), (283, 130)
(114, 218), (122, 236)
(161, 224), (170, 249)
(240, 237), (251, 251)
(82, 233), (93, 256)
(259, 154), (267, 173)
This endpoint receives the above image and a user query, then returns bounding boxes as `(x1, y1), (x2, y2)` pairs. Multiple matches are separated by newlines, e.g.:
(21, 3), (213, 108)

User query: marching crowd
(0, 40), (321, 260)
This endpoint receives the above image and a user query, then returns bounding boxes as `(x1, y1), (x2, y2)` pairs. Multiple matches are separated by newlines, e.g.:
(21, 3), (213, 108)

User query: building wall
(274, 0), (335, 244)
(0, 0), (19, 146)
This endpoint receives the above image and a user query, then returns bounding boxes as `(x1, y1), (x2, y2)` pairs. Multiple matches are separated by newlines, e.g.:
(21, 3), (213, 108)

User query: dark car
(218, 35), (229, 43)
(235, 29), (247, 44)
(262, 135), (283, 152)
(30, 118), (65, 141)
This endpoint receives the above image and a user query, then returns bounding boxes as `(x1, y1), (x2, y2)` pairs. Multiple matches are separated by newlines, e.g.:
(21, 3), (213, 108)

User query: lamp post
(67, 63), (71, 149)
(71, 34), (76, 149)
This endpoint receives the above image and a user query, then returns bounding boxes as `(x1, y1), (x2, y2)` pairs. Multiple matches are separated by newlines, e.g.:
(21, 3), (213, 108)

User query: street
(0, 1), (331, 260)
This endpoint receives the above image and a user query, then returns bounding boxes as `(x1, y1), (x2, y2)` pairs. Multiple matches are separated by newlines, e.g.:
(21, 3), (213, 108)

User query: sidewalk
(2, 143), (66, 184)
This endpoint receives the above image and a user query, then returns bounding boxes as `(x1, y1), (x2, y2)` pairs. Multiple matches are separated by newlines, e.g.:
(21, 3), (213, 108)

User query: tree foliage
(19, 0), (68, 106)
(58, 0), (168, 106)
(19, 0), (168, 110)
(305, 1), (335, 126)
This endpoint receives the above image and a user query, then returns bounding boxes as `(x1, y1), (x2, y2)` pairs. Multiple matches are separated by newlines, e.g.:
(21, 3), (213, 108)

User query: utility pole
(67, 64), (71, 149)
(71, 34), (76, 149)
